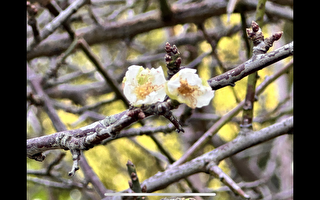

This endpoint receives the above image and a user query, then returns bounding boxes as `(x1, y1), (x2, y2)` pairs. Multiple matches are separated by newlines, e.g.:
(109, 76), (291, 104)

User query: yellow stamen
(178, 79), (197, 96)
(135, 81), (162, 100)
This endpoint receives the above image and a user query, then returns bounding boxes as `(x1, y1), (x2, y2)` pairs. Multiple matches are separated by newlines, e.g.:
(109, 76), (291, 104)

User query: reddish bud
(273, 31), (283, 41)
(246, 28), (254, 38)
(175, 57), (181, 66)
(165, 54), (172, 62)
(138, 111), (145, 119)
(172, 45), (178, 54)
(126, 160), (134, 166)
(131, 172), (137, 181)
(165, 42), (171, 53)
(141, 184), (147, 192)
(251, 21), (260, 32)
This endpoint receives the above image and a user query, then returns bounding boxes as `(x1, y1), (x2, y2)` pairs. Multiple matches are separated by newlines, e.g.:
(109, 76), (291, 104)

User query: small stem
(126, 160), (142, 194)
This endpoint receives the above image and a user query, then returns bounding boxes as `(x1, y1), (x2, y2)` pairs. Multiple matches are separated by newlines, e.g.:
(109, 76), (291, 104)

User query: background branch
(138, 117), (293, 192)
(27, 0), (292, 60)
(27, 0), (89, 51)
(27, 1), (293, 198)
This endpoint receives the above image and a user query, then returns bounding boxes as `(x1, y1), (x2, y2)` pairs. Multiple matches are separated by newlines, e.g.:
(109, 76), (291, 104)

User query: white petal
(125, 65), (142, 84)
(124, 84), (137, 103)
(196, 89), (215, 108)
(179, 68), (197, 77)
(179, 68), (202, 86)
(167, 77), (180, 94)
(123, 65), (167, 106)
(152, 68), (166, 85)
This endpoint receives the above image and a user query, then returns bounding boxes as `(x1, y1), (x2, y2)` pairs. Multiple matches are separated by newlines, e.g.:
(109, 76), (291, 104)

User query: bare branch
(27, 40), (293, 178)
(27, 0), (292, 60)
(170, 58), (293, 168)
(139, 116), (293, 192)
(207, 41), (293, 90)
(27, 0), (293, 197)
(208, 164), (250, 199)
(27, 0), (89, 52)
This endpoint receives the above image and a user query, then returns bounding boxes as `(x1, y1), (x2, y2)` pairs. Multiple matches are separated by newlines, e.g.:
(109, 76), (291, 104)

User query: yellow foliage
(198, 55), (212, 81)
(173, 24), (184, 36)
(84, 142), (132, 190)
(213, 77), (247, 115)
(221, 13), (241, 26)
(199, 40), (212, 54)
(57, 109), (79, 129)
(217, 122), (239, 142)
(41, 112), (55, 135)
(157, 132), (183, 160)
(99, 99), (127, 117)
(217, 34), (241, 65)
(136, 28), (166, 50)
(68, 51), (95, 72)
(136, 135), (159, 152)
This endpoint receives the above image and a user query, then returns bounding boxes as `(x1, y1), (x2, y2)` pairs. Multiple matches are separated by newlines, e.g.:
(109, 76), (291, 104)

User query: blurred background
(27, 0), (293, 199)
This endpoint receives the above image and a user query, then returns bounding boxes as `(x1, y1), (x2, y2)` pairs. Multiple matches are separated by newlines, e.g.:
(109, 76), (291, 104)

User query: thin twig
(27, 0), (292, 60)
(138, 116), (293, 192)
(27, 42), (293, 167)
(27, 0), (88, 51)
(208, 164), (250, 199)
(78, 37), (130, 107)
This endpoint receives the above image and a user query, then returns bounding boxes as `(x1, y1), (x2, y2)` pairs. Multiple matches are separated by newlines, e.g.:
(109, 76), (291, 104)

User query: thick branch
(27, 0), (292, 60)
(27, 41), (293, 164)
(170, 58), (292, 167)
(139, 116), (293, 192)
(207, 41), (293, 90)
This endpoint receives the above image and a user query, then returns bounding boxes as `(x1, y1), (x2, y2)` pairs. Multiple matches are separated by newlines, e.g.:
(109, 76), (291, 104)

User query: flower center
(134, 80), (163, 100)
(178, 79), (198, 96)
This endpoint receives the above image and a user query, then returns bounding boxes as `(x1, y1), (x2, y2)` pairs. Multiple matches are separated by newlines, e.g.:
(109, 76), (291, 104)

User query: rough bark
(133, 117), (293, 193)
(27, 0), (292, 60)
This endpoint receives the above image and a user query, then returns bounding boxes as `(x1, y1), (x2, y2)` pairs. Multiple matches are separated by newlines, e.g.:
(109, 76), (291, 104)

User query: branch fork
(207, 163), (250, 199)
(28, 37), (292, 182)
(246, 21), (283, 55)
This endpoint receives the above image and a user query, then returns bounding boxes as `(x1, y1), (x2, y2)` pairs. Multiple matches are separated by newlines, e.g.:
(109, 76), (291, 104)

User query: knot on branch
(246, 21), (283, 55)
(142, 100), (184, 133)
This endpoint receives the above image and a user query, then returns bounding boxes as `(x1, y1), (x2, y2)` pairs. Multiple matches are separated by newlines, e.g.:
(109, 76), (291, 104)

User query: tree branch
(27, 0), (89, 52)
(207, 41), (293, 90)
(27, 0), (293, 197)
(27, 0), (292, 60)
(170, 56), (293, 168)
(27, 41), (293, 177)
(208, 164), (250, 199)
(139, 116), (293, 192)
(126, 160), (143, 193)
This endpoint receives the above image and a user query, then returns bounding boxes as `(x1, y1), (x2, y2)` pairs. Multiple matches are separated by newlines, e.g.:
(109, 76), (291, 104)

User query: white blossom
(122, 65), (167, 106)
(165, 68), (214, 109)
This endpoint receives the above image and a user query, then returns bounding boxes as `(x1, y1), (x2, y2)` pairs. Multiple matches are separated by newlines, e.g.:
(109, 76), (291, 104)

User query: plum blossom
(122, 65), (167, 106)
(165, 68), (214, 109)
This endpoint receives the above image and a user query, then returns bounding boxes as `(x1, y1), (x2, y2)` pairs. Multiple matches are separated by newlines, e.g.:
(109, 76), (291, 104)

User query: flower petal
(165, 68), (215, 109)
(195, 89), (215, 108)
(123, 65), (167, 106)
